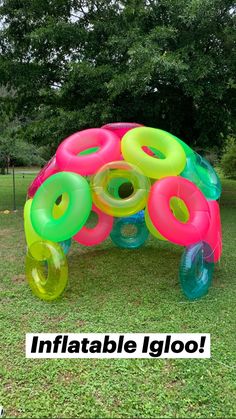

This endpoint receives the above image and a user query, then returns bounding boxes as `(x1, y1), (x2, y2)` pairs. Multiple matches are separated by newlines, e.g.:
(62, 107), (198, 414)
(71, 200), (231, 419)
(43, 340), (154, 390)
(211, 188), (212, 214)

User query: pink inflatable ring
(56, 128), (120, 176)
(148, 176), (210, 246)
(73, 204), (113, 246)
(101, 122), (143, 139)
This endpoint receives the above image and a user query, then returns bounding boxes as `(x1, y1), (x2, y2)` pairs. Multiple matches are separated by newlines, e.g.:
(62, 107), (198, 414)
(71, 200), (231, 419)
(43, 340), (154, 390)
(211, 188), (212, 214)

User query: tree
(0, 120), (45, 174)
(0, 0), (235, 154)
(0, 88), (44, 173)
(221, 136), (236, 178)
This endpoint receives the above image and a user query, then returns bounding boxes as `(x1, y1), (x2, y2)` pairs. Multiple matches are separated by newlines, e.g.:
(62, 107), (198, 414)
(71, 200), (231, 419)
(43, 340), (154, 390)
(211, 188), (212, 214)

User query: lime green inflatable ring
(25, 240), (68, 301)
(31, 172), (92, 242)
(121, 127), (186, 179)
(24, 198), (43, 257)
(181, 153), (222, 200)
(145, 207), (167, 241)
(150, 134), (193, 158)
(91, 161), (150, 217)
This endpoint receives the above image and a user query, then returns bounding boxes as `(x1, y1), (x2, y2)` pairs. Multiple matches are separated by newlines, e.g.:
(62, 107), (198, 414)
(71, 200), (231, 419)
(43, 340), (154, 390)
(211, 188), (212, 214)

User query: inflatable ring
(121, 127), (186, 179)
(59, 238), (72, 255)
(110, 214), (149, 249)
(179, 241), (214, 300)
(144, 198), (188, 241)
(107, 177), (133, 199)
(25, 240), (68, 301)
(101, 122), (143, 139)
(101, 122), (156, 158)
(91, 161), (150, 217)
(144, 207), (167, 241)
(181, 152), (222, 200)
(24, 199), (43, 257)
(170, 197), (189, 223)
(28, 155), (59, 198)
(203, 200), (222, 263)
(129, 209), (145, 222)
(169, 133), (193, 158)
(31, 172), (92, 242)
(73, 204), (113, 246)
(148, 176), (210, 246)
(56, 128), (121, 176)
(52, 192), (69, 219)
(101, 122), (144, 160)
(24, 199), (72, 256)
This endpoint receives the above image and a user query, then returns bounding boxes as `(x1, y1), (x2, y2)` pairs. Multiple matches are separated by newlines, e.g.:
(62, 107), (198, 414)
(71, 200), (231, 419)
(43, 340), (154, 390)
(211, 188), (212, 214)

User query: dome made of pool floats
(24, 122), (222, 301)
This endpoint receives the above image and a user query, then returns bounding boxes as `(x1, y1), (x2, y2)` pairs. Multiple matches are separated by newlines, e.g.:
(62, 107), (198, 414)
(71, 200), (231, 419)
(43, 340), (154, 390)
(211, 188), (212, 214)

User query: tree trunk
(6, 156), (10, 174)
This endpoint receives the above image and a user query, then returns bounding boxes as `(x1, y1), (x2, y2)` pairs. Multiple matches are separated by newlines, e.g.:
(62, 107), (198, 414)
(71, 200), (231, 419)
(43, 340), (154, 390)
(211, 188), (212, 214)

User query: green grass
(0, 172), (37, 211)
(0, 171), (236, 418)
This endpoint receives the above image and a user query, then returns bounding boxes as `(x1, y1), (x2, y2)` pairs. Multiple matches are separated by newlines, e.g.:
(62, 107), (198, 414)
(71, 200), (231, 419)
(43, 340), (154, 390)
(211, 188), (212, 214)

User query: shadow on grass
(65, 243), (183, 301)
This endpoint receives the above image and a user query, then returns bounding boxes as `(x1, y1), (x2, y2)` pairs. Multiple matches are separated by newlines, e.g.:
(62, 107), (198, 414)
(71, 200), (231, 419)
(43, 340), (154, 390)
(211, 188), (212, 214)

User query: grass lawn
(0, 171), (236, 418)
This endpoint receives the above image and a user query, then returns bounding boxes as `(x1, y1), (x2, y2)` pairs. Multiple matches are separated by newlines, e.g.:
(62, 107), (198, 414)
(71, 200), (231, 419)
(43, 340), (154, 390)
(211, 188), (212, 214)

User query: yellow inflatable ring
(24, 199), (43, 257)
(91, 161), (150, 217)
(25, 240), (68, 301)
(121, 127), (186, 179)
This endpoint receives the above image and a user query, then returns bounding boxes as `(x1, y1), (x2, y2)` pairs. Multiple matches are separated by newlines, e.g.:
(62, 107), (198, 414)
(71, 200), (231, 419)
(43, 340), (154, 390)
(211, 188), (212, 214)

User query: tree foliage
(221, 136), (236, 178)
(0, 0), (235, 154)
(0, 87), (44, 173)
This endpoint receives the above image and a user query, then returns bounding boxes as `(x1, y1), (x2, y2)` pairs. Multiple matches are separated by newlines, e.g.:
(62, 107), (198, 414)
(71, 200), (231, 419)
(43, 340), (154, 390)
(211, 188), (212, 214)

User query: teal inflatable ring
(31, 172), (92, 242)
(181, 152), (222, 200)
(179, 241), (214, 300)
(110, 212), (149, 249)
(59, 238), (72, 255)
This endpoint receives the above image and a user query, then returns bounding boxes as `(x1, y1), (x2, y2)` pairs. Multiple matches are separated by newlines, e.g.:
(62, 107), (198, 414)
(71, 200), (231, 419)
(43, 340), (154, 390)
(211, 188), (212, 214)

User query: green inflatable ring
(31, 172), (92, 242)
(169, 133), (193, 158)
(181, 153), (222, 200)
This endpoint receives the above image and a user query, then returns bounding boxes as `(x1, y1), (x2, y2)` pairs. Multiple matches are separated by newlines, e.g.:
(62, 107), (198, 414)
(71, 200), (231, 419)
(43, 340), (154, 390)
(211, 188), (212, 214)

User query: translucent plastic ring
(25, 240), (68, 301)
(31, 172), (92, 242)
(121, 127), (186, 179)
(148, 176), (210, 246)
(179, 241), (214, 300)
(56, 128), (121, 176)
(181, 153), (222, 200)
(91, 161), (150, 217)
(101, 122), (143, 139)
(110, 213), (149, 249)
(73, 204), (113, 246)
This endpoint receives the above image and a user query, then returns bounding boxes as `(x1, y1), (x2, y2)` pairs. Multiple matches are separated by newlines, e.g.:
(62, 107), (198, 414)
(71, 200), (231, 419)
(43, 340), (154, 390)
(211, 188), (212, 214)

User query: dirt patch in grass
(165, 379), (181, 389)
(12, 274), (25, 283)
(58, 371), (85, 385)
(76, 319), (87, 327)
(0, 228), (12, 237)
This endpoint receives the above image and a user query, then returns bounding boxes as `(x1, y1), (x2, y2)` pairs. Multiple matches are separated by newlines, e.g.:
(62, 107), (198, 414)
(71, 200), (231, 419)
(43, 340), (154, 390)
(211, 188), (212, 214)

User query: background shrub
(221, 136), (236, 179)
